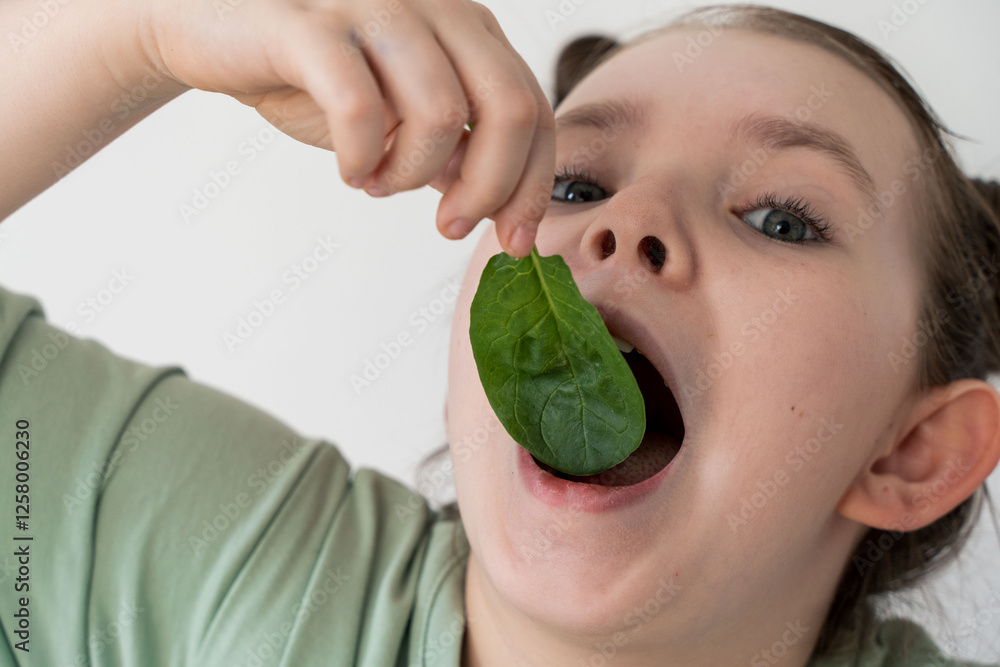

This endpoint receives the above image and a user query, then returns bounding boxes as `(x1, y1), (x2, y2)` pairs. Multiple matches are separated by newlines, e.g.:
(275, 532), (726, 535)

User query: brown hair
(550, 4), (1000, 658)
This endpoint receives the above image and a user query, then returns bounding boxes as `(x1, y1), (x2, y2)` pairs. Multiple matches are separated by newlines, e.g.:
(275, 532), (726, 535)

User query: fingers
(427, 129), (470, 197)
(492, 45), (556, 257)
(429, 2), (555, 256)
(273, 0), (554, 256)
(276, 18), (390, 184)
(486, 101), (555, 258)
(355, 7), (468, 196)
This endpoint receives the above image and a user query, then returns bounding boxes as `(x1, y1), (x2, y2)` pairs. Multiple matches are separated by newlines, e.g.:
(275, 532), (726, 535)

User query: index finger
(429, 7), (555, 257)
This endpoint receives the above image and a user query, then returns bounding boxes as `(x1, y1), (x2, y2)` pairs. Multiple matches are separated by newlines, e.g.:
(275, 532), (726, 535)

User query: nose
(594, 230), (667, 271)
(579, 178), (695, 285)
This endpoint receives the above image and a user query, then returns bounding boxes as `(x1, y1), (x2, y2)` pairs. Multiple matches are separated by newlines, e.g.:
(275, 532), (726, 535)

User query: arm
(0, 0), (554, 256)
(0, 0), (185, 221)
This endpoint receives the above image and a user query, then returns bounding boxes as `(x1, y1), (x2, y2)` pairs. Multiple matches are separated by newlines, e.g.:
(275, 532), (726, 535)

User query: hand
(141, 0), (554, 256)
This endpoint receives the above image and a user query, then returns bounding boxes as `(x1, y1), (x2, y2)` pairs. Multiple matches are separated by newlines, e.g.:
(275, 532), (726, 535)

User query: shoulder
(0, 282), (469, 665)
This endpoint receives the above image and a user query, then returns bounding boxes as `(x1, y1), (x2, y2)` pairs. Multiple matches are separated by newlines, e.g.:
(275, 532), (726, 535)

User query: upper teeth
(612, 336), (635, 353)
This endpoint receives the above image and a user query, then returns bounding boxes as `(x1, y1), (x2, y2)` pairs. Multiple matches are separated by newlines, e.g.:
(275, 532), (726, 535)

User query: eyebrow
(554, 97), (649, 135)
(732, 113), (877, 204)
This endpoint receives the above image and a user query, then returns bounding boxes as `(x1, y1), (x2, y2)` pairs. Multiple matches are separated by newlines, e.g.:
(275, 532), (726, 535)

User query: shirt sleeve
(0, 284), (444, 667)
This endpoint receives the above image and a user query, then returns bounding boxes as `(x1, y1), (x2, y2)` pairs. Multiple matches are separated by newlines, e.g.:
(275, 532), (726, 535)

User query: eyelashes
(551, 166), (605, 204)
(550, 166), (834, 244)
(736, 192), (833, 243)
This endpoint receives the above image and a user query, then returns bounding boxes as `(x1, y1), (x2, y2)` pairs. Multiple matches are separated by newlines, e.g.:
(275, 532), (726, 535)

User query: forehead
(558, 28), (921, 197)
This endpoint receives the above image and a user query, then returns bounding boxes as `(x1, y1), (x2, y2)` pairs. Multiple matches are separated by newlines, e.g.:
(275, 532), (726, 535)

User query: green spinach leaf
(469, 246), (645, 476)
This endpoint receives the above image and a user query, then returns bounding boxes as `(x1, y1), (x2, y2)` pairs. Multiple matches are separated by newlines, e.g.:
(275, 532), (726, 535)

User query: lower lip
(516, 446), (676, 513)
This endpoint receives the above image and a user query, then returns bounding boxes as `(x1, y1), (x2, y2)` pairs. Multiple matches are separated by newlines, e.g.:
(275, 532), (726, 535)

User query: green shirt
(0, 283), (991, 666)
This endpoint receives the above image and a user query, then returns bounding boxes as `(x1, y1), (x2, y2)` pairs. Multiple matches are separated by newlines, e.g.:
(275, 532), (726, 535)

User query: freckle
(790, 405), (795, 411)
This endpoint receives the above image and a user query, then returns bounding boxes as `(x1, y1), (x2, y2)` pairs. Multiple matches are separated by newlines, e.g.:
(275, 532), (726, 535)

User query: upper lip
(592, 301), (688, 424)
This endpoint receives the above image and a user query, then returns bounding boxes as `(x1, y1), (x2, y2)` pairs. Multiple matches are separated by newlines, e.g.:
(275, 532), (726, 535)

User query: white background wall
(2, 0), (999, 659)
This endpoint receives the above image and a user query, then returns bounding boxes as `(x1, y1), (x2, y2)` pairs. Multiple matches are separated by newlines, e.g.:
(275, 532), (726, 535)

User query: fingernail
(366, 185), (391, 198)
(447, 218), (477, 239)
(347, 176), (366, 189)
(510, 222), (538, 256)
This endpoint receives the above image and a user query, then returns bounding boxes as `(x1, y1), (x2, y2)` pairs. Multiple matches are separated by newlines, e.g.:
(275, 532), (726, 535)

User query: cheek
(698, 262), (913, 528)
(445, 224), (509, 531)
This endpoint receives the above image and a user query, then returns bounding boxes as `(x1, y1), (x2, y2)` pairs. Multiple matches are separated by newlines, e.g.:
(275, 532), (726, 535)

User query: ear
(838, 379), (1000, 531)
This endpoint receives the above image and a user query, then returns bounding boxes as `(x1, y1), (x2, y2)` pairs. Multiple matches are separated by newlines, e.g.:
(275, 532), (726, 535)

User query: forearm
(0, 0), (186, 221)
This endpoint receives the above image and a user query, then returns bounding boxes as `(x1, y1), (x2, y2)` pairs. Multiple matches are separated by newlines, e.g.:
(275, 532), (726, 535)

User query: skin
(3, 0), (998, 664)
(446, 28), (1000, 666)
(0, 0), (552, 255)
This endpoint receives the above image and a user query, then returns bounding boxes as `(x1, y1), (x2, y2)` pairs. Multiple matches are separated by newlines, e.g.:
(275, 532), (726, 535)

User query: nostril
(601, 230), (616, 258)
(640, 236), (666, 270)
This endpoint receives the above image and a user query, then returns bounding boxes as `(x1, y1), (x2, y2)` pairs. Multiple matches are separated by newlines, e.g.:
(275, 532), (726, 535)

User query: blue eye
(740, 193), (831, 244)
(743, 208), (815, 242)
(551, 167), (608, 203)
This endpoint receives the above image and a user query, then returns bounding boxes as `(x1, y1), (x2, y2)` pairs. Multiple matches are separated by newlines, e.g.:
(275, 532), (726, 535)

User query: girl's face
(447, 28), (926, 648)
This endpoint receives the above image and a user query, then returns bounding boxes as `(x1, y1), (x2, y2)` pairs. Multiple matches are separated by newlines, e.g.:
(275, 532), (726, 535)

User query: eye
(743, 208), (815, 242)
(551, 167), (609, 204)
(739, 193), (832, 244)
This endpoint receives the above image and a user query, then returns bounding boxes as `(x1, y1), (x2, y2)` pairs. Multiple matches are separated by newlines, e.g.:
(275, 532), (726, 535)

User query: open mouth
(531, 338), (685, 486)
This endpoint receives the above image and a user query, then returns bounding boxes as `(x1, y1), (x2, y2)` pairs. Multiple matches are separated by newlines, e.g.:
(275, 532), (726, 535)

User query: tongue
(536, 431), (681, 486)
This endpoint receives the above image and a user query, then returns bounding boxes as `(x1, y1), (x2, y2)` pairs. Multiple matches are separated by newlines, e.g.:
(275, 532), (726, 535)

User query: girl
(1, 2), (998, 666)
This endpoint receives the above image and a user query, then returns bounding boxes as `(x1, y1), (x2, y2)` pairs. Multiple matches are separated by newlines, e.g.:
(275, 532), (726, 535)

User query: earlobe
(838, 379), (1000, 531)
